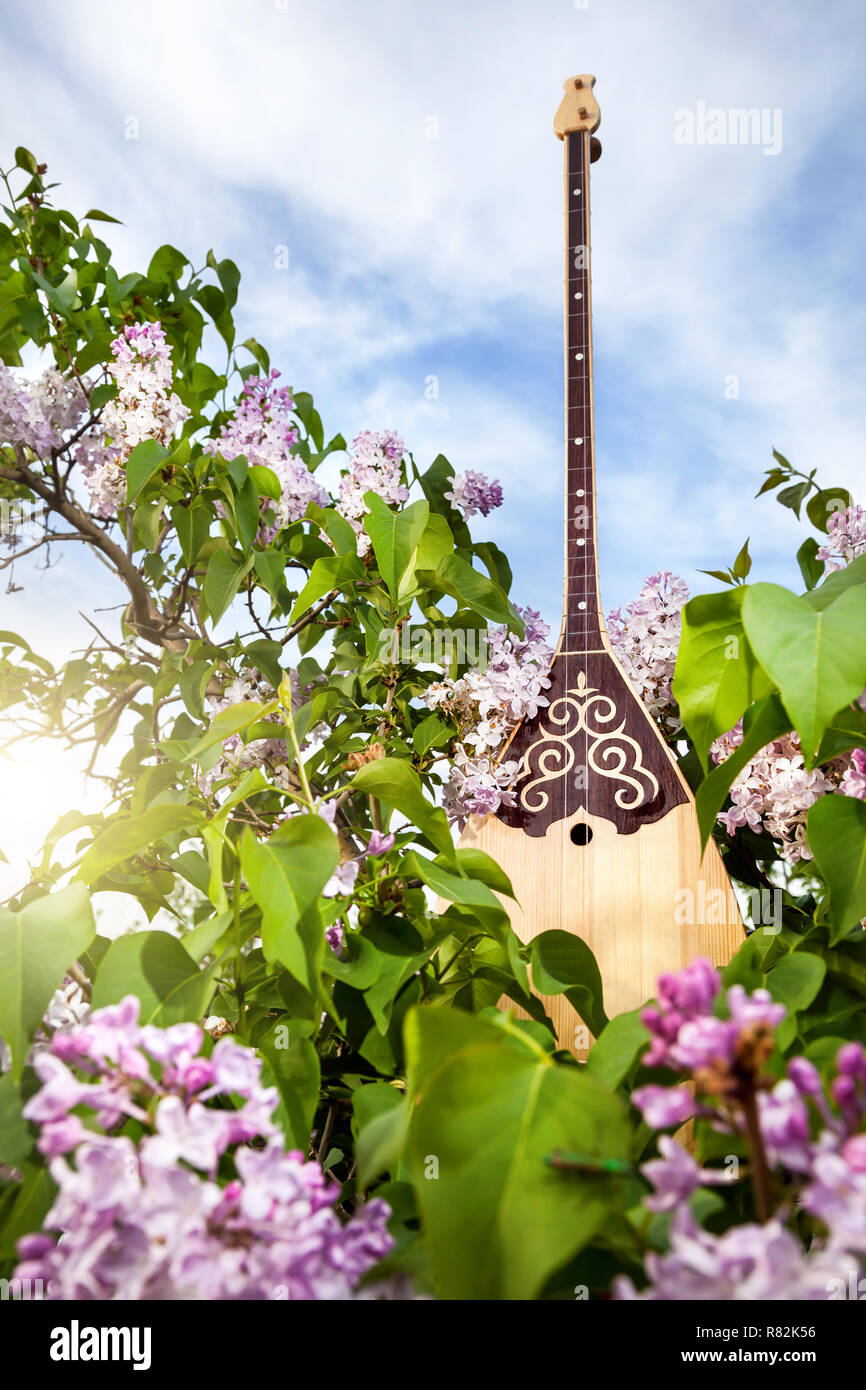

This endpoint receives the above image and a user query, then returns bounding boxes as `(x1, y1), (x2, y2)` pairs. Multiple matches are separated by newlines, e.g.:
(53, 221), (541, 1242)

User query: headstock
(554, 75), (601, 139)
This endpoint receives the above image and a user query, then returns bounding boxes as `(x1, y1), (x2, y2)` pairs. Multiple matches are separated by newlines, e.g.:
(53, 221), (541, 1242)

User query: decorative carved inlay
(497, 650), (688, 837)
(517, 670), (660, 815)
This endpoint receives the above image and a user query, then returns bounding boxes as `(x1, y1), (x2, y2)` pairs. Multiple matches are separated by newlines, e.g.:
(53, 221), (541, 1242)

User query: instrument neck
(562, 130), (602, 650)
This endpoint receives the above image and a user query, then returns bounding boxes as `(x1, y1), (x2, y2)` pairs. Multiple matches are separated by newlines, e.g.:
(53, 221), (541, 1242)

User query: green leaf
(804, 552), (866, 611)
(240, 817), (339, 990)
(126, 439), (170, 503)
(356, 1086), (409, 1186)
(0, 885), (95, 1079)
(764, 952), (826, 1013)
(585, 1008), (649, 1089)
(147, 244), (189, 285)
(93, 931), (217, 1025)
(415, 514), (454, 572)
(363, 495), (430, 602)
(350, 758), (454, 859)
(796, 537), (825, 591)
(808, 796), (866, 944)
(452, 846), (516, 899)
(405, 1008), (632, 1300)
(241, 337), (270, 375)
(806, 487), (850, 534)
(418, 552), (517, 626)
(743, 583), (866, 764)
(732, 537), (752, 580)
(288, 553), (364, 624)
(412, 711), (452, 758)
(0, 1163), (55, 1260)
(694, 693), (791, 847)
(673, 587), (772, 768)
(776, 481), (810, 517)
(171, 497), (212, 565)
(14, 146), (38, 174)
(77, 804), (202, 883)
(203, 549), (253, 624)
(308, 502), (357, 556)
(530, 930), (608, 1039)
(83, 207), (122, 224)
(0, 1072), (33, 1165)
(402, 851), (509, 941)
(248, 464), (281, 502)
(259, 1021), (321, 1149)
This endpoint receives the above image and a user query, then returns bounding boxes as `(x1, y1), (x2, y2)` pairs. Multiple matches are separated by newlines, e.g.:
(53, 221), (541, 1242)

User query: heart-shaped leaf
(673, 588), (771, 768)
(0, 885), (95, 1080)
(743, 584), (866, 763)
(808, 795), (866, 944)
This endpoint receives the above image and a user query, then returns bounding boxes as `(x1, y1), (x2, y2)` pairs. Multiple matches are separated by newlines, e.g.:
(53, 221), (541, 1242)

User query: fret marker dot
(576, 488), (585, 497)
(574, 437), (583, 445)
(575, 353), (583, 360)
(577, 538), (585, 546)
(574, 292), (582, 300)
(578, 601), (587, 610)
(573, 189), (581, 196)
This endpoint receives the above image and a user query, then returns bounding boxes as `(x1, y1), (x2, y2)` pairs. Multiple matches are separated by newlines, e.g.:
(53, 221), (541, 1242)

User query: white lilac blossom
(204, 371), (327, 544)
(619, 960), (866, 1300)
(102, 322), (189, 459)
(443, 469), (503, 520)
(336, 430), (409, 555)
(13, 996), (394, 1300)
(607, 570), (689, 733)
(423, 607), (554, 826)
(710, 723), (863, 863)
(78, 322), (190, 518)
(815, 504), (866, 573)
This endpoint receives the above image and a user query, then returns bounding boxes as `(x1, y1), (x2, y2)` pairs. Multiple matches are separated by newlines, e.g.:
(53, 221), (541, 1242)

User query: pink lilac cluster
(82, 322), (189, 518)
(710, 724), (865, 863)
(815, 504), (866, 573)
(13, 996), (393, 1300)
(607, 571), (690, 733)
(615, 1208), (846, 1301)
(0, 363), (117, 525)
(424, 607), (554, 826)
(0, 363), (88, 456)
(443, 470), (503, 520)
(337, 430), (409, 555)
(205, 371), (327, 544)
(615, 960), (866, 1299)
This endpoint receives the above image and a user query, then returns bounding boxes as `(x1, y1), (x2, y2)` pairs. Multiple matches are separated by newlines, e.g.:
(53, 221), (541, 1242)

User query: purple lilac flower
(614, 1209), (844, 1301)
(444, 469), (503, 519)
(13, 996), (395, 1300)
(640, 958), (719, 1068)
(205, 371), (327, 542)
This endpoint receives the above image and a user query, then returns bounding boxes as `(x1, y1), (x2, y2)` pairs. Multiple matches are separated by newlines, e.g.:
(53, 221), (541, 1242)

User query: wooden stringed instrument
(460, 76), (744, 1050)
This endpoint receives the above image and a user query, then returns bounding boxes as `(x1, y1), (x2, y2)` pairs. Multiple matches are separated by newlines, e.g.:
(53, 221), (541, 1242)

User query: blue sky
(4, 0), (866, 648)
(2, 0), (866, 887)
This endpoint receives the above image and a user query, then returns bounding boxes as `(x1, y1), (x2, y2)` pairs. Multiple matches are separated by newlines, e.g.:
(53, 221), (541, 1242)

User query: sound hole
(570, 824), (593, 846)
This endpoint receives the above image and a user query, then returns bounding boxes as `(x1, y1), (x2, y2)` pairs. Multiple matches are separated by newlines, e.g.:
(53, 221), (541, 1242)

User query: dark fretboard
(562, 130), (601, 651)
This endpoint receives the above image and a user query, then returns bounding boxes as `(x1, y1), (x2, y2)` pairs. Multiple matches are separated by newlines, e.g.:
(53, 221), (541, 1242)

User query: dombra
(452, 76), (744, 1051)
